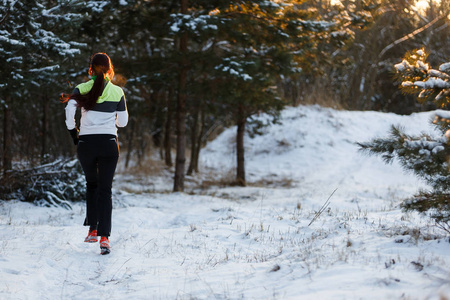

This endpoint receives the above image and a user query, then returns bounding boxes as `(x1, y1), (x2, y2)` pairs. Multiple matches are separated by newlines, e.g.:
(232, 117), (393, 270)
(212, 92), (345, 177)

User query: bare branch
(0, 10), (10, 26)
(378, 15), (444, 59)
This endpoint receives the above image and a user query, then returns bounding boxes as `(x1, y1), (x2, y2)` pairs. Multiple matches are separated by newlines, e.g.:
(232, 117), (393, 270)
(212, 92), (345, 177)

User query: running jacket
(65, 79), (128, 136)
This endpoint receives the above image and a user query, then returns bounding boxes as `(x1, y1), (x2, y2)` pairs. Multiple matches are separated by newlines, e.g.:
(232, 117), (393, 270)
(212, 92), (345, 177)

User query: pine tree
(360, 48), (450, 233)
(207, 0), (355, 185)
(0, 0), (82, 173)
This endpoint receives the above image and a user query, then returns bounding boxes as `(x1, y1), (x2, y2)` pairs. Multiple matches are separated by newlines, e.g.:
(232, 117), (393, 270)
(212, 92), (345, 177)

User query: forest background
(1, 0), (450, 192)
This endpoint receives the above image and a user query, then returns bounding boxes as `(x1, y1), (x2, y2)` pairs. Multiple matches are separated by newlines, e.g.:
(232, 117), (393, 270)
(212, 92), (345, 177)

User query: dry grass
(117, 152), (168, 176)
(196, 169), (238, 189)
(196, 171), (295, 191)
(248, 177), (294, 188)
(295, 81), (347, 110)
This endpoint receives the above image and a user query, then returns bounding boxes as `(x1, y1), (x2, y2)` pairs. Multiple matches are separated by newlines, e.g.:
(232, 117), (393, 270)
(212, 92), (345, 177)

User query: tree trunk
(173, 0), (188, 192)
(3, 96), (12, 174)
(236, 107), (246, 186)
(193, 109), (205, 173)
(173, 67), (187, 191)
(187, 107), (199, 176)
(137, 134), (147, 167)
(41, 93), (49, 163)
(125, 118), (135, 169)
(151, 88), (163, 152)
(164, 88), (173, 167)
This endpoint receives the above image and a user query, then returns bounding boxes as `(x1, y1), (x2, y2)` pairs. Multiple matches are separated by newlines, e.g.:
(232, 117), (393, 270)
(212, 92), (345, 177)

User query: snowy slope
(201, 105), (434, 208)
(1, 105), (450, 300)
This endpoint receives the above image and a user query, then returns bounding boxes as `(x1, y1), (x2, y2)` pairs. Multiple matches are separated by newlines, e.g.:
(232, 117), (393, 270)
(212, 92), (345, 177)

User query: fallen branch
(0, 158), (84, 208)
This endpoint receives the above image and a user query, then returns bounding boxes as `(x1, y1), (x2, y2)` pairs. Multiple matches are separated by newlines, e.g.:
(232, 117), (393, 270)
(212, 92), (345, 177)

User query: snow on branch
(297, 20), (335, 32)
(439, 63), (450, 72)
(86, 1), (109, 13)
(395, 49), (450, 107)
(414, 78), (450, 89)
(169, 14), (219, 34)
(29, 65), (60, 73)
(428, 69), (450, 81)
(215, 58), (253, 81)
(0, 35), (26, 46)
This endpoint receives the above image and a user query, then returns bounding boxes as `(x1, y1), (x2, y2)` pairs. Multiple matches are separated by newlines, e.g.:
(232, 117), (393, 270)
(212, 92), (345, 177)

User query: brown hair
(61, 53), (115, 110)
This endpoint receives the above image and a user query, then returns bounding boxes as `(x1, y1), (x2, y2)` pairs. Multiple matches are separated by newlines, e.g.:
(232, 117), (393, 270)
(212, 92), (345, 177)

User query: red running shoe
(100, 237), (111, 255)
(84, 229), (98, 243)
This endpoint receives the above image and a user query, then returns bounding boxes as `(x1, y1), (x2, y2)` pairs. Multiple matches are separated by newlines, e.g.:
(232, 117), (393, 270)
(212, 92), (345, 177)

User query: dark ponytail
(61, 53), (114, 111)
(70, 74), (105, 110)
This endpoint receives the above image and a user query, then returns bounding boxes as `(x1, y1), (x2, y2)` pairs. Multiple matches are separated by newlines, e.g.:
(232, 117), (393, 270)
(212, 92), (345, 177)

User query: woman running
(63, 52), (128, 255)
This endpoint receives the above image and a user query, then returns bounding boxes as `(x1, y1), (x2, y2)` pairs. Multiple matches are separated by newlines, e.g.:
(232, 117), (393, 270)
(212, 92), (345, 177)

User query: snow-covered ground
(1, 105), (450, 299)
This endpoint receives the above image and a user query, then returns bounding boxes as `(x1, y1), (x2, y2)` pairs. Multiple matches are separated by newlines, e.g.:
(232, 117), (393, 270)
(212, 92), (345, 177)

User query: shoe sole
(100, 247), (110, 255)
(84, 238), (98, 243)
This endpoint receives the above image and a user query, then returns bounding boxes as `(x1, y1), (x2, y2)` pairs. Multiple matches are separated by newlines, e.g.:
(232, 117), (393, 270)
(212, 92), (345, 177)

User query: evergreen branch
(428, 70), (450, 81)
(402, 191), (450, 228)
(357, 125), (406, 164)
(359, 121), (450, 192)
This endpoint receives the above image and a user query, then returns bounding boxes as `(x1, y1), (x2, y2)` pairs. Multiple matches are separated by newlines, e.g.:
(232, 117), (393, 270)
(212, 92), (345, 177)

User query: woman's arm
(65, 99), (78, 130)
(116, 95), (128, 127)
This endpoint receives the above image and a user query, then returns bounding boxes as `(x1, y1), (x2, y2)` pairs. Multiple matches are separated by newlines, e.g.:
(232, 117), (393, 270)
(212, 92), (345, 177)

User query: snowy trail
(1, 105), (450, 299)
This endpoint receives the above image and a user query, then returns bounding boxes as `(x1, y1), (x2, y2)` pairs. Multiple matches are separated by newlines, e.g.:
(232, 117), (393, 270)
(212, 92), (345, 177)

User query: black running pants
(77, 134), (119, 237)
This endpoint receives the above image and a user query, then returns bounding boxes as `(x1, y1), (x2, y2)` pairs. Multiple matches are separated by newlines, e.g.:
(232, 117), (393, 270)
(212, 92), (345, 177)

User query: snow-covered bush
(360, 49), (450, 233)
(0, 159), (85, 209)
